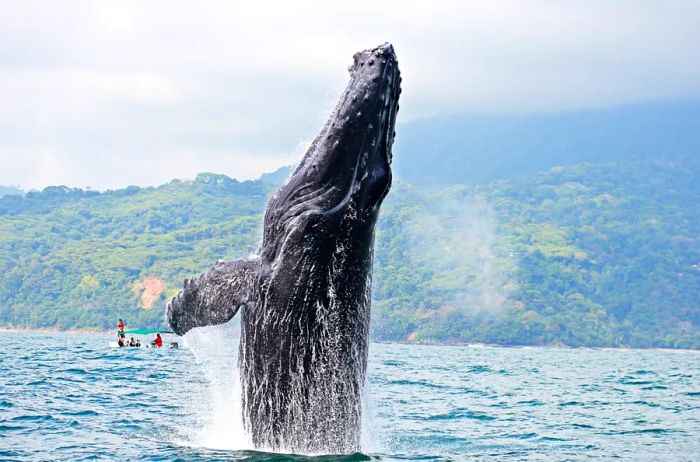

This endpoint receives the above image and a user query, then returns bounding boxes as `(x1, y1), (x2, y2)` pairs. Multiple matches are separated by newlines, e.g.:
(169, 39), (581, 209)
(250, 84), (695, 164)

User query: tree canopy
(0, 161), (698, 348)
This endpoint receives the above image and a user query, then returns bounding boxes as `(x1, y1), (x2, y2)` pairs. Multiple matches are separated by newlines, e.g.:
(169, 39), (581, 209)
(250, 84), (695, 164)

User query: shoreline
(0, 326), (111, 335)
(372, 339), (700, 353)
(1, 327), (698, 353)
(379, 339), (700, 353)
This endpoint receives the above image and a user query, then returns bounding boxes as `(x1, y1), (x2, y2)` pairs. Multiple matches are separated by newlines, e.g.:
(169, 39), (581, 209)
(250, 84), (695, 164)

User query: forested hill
(1, 160), (698, 348)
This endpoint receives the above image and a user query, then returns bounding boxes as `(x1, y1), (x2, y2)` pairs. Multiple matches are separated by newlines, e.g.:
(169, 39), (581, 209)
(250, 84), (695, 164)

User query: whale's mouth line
(313, 143), (364, 217)
(312, 61), (398, 218)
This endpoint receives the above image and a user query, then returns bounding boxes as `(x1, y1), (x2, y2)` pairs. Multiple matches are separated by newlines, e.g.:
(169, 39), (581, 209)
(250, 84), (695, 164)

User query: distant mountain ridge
(392, 98), (700, 186)
(0, 185), (23, 198)
(256, 98), (700, 187)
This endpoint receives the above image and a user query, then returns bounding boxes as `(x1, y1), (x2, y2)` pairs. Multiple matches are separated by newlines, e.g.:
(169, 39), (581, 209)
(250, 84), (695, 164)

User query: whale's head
(261, 43), (401, 265)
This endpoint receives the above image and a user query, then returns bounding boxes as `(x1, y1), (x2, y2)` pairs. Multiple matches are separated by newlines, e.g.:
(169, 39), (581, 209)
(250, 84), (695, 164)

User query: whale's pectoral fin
(166, 258), (258, 336)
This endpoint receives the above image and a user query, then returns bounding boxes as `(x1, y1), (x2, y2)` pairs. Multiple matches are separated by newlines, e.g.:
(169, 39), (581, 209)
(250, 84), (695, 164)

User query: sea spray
(360, 362), (382, 454)
(403, 189), (514, 313)
(179, 316), (251, 450)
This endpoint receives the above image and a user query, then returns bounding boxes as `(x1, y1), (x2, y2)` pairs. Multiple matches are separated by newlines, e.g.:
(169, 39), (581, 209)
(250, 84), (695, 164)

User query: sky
(1, 0), (699, 191)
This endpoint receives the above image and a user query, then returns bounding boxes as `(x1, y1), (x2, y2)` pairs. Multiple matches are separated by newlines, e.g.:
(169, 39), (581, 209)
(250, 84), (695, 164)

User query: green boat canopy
(123, 329), (174, 335)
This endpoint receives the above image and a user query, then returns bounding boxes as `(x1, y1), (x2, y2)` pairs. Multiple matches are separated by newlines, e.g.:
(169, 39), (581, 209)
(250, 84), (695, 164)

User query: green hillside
(0, 161), (698, 348)
(374, 161), (700, 348)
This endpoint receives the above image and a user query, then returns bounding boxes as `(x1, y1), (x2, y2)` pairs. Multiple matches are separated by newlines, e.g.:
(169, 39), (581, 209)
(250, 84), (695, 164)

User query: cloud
(0, 0), (699, 189)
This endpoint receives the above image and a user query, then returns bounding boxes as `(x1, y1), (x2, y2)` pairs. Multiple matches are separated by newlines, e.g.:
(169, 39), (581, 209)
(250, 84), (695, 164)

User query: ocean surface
(1, 328), (699, 461)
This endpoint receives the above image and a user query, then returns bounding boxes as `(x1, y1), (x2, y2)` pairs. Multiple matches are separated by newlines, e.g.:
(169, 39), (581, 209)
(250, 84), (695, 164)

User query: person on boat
(154, 333), (163, 348)
(129, 337), (136, 347)
(117, 319), (125, 339)
(117, 336), (125, 348)
(135, 339), (141, 347)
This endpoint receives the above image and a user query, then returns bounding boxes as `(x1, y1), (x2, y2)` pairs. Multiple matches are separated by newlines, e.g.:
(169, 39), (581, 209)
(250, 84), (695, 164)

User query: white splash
(178, 315), (252, 451)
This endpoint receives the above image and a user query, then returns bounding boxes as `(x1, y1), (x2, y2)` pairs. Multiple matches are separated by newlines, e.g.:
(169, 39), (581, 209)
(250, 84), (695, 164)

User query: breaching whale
(167, 42), (401, 454)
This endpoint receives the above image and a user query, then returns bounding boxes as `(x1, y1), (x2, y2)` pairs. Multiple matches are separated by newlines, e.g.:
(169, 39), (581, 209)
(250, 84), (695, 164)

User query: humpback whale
(167, 42), (401, 454)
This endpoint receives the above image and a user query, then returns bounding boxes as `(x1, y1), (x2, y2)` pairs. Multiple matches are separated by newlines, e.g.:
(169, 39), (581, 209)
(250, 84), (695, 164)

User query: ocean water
(1, 329), (699, 461)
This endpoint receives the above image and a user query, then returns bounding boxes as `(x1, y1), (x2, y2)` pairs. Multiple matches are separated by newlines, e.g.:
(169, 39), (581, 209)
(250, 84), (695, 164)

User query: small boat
(109, 329), (177, 349)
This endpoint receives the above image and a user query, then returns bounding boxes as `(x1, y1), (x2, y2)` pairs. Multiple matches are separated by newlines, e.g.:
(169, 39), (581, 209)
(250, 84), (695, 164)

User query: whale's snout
(350, 42), (397, 76)
(346, 42), (401, 207)
(265, 42), (401, 231)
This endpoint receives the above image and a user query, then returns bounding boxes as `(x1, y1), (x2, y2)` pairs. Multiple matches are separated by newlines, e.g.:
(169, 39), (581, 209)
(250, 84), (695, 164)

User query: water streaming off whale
(178, 314), (378, 455)
(178, 318), (249, 451)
